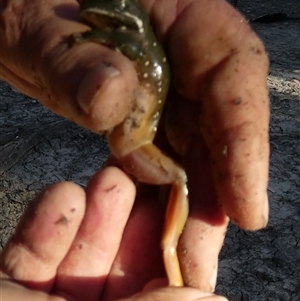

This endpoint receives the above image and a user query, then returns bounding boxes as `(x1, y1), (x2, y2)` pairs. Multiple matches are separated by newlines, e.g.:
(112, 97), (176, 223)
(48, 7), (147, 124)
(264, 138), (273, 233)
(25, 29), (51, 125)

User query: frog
(73, 0), (189, 286)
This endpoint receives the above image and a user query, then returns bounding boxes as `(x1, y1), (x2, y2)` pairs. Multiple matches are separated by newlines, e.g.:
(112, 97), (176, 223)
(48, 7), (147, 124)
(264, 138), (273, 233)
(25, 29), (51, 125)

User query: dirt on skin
(1, 0), (299, 300)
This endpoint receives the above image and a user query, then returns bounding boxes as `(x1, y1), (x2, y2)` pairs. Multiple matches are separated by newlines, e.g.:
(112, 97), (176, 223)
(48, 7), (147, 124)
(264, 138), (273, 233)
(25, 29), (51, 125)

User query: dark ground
(1, 1), (300, 300)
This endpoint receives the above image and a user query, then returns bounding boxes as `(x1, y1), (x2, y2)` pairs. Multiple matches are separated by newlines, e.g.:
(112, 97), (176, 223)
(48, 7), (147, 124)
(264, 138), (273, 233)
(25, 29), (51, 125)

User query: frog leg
(162, 178), (189, 287)
(72, 28), (144, 60)
(111, 142), (189, 287)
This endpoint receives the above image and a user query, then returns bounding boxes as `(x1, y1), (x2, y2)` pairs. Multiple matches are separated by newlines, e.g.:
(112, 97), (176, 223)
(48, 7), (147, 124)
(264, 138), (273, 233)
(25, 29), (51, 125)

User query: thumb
(122, 286), (228, 301)
(0, 0), (137, 132)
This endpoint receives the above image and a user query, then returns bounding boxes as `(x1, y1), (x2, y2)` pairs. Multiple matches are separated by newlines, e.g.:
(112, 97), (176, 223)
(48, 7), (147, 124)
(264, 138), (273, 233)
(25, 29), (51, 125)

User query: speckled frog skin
(74, 0), (188, 287)
(74, 0), (170, 156)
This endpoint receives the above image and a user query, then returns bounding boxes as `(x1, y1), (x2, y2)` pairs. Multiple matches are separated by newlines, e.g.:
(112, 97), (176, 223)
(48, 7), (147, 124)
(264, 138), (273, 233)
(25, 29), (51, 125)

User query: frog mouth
(81, 8), (144, 32)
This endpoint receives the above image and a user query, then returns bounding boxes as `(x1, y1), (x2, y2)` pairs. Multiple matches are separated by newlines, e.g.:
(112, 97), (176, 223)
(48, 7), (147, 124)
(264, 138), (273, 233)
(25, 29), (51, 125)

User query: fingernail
(208, 262), (218, 292)
(263, 191), (269, 225)
(195, 296), (229, 301)
(77, 63), (120, 113)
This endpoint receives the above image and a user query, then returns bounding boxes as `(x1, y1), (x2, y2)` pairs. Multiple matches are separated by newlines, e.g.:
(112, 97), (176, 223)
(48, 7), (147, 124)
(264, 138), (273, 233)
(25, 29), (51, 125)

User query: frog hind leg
(72, 28), (144, 61)
(119, 143), (189, 286)
(162, 177), (189, 286)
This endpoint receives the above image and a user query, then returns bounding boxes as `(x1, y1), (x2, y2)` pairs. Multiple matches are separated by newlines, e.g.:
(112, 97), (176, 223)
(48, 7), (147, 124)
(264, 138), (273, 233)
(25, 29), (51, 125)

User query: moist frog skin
(73, 0), (189, 286)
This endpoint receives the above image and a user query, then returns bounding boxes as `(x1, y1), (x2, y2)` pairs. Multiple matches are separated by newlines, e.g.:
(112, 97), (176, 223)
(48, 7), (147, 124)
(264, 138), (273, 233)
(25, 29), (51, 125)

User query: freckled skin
(74, 0), (188, 286)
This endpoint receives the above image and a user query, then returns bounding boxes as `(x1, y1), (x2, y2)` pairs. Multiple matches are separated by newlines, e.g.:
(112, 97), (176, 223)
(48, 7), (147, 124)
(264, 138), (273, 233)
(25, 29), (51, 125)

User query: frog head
(80, 0), (148, 32)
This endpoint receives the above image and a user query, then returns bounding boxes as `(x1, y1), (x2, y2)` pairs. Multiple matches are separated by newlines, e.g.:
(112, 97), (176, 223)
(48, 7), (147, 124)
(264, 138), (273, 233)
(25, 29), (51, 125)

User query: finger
(120, 286), (228, 301)
(1, 280), (66, 301)
(102, 197), (166, 301)
(53, 167), (136, 301)
(179, 139), (229, 292)
(0, 280), (227, 301)
(168, 0), (269, 229)
(0, 182), (86, 292)
(0, 0), (137, 132)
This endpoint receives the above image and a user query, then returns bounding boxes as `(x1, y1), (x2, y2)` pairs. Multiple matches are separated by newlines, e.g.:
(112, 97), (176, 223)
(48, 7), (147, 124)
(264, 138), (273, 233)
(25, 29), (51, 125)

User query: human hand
(0, 167), (227, 301)
(0, 0), (269, 292)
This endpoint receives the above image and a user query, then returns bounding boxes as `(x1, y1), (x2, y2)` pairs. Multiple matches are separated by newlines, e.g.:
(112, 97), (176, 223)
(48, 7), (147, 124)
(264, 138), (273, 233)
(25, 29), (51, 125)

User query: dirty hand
(0, 0), (269, 293)
(0, 167), (227, 301)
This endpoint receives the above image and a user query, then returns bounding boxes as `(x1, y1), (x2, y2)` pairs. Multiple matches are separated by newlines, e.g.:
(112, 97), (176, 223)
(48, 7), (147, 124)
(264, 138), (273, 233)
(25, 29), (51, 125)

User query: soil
(1, 0), (299, 300)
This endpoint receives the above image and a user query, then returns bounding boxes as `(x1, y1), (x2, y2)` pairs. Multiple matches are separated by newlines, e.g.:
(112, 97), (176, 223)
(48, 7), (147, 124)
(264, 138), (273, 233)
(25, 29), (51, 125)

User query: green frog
(73, 0), (188, 286)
